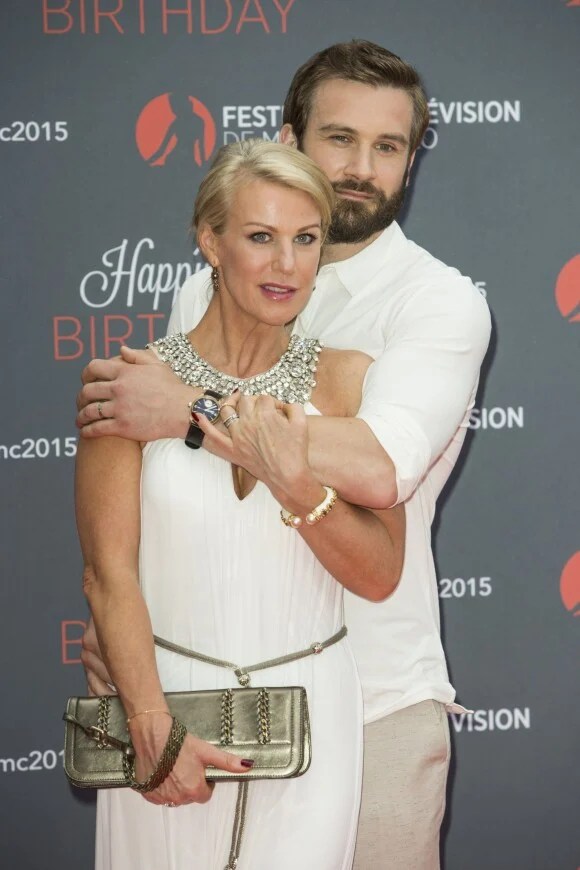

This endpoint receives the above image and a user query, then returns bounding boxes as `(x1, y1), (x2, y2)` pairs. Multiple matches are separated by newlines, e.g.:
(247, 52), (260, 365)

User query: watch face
(192, 395), (220, 425)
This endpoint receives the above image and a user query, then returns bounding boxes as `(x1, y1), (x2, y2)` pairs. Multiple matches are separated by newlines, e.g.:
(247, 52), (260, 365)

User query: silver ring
(223, 412), (240, 430)
(97, 401), (105, 419)
(164, 802), (177, 808)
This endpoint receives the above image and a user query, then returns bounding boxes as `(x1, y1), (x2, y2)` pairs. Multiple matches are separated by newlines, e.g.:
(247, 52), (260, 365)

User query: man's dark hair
(283, 40), (430, 153)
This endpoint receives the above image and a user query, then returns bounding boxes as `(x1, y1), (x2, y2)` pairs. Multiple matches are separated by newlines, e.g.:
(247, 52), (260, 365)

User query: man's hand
(76, 346), (197, 442)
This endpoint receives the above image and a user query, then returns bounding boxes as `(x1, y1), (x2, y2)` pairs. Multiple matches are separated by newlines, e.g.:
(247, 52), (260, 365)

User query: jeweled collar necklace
(150, 333), (322, 405)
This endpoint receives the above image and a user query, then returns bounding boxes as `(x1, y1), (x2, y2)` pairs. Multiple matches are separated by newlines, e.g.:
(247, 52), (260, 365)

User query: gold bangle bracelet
(280, 486), (338, 529)
(126, 708), (171, 727)
(280, 509), (303, 529)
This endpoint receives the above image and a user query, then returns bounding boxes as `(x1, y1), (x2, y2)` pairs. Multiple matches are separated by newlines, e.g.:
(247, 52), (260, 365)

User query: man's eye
(250, 232), (270, 243)
(295, 233), (318, 245)
(330, 135), (350, 143)
(377, 143), (396, 152)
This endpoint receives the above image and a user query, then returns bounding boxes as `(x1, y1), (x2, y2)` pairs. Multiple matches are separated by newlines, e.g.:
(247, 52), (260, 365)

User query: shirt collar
(318, 222), (401, 296)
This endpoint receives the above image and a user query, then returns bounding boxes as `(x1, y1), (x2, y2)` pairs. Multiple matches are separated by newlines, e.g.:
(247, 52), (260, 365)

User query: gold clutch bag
(63, 686), (311, 789)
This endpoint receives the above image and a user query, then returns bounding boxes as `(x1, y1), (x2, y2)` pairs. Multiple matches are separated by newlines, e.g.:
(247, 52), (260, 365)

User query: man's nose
(344, 146), (376, 182)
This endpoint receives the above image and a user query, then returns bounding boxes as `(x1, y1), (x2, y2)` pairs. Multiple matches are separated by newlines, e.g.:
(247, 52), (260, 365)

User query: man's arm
(77, 356), (394, 506)
(305, 416), (396, 508)
(76, 273), (490, 510)
(355, 279), (491, 507)
(76, 269), (210, 439)
(209, 278), (489, 509)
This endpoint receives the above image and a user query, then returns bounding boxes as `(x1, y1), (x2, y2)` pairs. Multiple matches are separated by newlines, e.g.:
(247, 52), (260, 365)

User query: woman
(76, 139), (405, 870)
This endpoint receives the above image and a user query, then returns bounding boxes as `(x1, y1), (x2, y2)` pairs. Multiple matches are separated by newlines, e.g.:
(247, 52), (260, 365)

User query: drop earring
(211, 265), (220, 293)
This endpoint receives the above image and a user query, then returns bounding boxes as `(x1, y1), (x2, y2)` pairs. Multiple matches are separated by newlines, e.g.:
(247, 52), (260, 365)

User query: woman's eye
(295, 233), (318, 245)
(250, 232), (270, 243)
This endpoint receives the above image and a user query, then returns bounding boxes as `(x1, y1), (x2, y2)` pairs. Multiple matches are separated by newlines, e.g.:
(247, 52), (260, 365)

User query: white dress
(95, 403), (363, 870)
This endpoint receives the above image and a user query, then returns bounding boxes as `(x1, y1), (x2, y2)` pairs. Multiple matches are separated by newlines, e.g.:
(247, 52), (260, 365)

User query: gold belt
(153, 624), (348, 686)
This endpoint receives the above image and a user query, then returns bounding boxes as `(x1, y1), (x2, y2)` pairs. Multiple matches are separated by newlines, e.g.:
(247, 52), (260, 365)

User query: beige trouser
(353, 700), (451, 870)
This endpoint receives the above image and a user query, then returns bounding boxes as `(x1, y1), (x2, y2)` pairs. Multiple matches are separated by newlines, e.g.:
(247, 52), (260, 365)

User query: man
(78, 41), (491, 868)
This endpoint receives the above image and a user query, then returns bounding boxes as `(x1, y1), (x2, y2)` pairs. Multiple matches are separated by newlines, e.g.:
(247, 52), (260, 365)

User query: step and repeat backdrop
(1, 1), (579, 868)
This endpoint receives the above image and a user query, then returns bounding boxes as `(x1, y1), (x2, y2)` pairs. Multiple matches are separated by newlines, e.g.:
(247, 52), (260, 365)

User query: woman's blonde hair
(192, 138), (335, 240)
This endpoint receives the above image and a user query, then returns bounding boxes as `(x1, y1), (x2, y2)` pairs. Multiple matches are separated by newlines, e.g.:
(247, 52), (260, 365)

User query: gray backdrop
(1, 1), (579, 867)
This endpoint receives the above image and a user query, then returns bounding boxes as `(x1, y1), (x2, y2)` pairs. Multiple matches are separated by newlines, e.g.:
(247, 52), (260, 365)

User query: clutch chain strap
(222, 688), (269, 868)
(122, 717), (187, 793)
(227, 779), (249, 870)
(75, 697), (187, 794)
(220, 687), (270, 868)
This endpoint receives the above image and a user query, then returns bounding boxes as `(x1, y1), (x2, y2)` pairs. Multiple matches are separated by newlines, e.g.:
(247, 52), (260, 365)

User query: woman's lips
(260, 283), (298, 301)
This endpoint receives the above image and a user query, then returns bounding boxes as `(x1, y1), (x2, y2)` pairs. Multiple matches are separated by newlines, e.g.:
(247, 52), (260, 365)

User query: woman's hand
(81, 616), (117, 696)
(198, 393), (321, 505)
(131, 713), (253, 807)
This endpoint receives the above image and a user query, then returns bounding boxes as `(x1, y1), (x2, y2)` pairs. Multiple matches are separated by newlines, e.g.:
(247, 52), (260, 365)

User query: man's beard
(326, 176), (407, 245)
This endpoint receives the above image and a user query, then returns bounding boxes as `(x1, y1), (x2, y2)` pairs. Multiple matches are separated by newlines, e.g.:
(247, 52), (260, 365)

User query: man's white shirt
(167, 222), (491, 723)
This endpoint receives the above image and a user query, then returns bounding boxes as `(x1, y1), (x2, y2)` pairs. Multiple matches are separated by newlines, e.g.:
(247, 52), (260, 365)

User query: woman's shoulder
(318, 345), (373, 370)
(311, 346), (373, 417)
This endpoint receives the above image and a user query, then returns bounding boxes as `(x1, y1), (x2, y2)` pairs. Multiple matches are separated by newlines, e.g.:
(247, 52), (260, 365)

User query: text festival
(42, 0), (297, 35)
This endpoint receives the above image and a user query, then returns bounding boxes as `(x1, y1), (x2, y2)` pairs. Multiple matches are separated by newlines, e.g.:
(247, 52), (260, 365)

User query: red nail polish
(241, 759), (254, 768)
(192, 412), (200, 422)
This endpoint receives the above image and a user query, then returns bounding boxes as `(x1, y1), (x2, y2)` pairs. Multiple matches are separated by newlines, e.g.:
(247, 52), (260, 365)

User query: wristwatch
(185, 389), (223, 450)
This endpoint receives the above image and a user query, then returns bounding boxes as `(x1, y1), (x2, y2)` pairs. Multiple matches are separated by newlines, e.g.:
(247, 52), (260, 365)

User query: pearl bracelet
(280, 485), (338, 529)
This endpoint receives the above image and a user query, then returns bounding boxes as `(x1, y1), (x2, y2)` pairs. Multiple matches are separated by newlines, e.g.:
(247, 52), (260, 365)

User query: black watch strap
(184, 389), (223, 451)
(185, 424), (204, 450)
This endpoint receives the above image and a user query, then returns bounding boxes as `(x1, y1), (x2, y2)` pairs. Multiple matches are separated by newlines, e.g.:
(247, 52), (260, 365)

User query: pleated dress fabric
(95, 404), (363, 870)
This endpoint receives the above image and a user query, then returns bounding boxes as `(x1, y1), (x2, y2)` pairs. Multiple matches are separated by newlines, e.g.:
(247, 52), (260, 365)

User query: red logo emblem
(555, 255), (580, 322)
(560, 552), (580, 617)
(136, 94), (216, 167)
